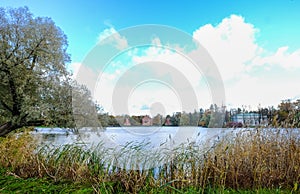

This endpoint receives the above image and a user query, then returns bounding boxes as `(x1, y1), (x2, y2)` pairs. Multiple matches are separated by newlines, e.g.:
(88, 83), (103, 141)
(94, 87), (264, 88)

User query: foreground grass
(0, 170), (293, 194)
(0, 128), (299, 193)
(0, 168), (93, 193)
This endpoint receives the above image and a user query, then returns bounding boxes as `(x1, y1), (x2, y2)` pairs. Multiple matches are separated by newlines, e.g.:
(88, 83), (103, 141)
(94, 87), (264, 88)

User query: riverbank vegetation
(0, 128), (299, 193)
(98, 99), (300, 128)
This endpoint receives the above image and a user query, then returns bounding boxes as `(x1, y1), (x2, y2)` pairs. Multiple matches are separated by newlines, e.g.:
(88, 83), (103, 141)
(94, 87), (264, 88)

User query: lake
(31, 127), (299, 170)
(32, 126), (236, 170)
(32, 126), (237, 149)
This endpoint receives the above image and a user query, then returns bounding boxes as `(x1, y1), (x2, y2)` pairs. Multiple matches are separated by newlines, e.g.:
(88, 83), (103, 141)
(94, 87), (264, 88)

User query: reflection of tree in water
(39, 133), (74, 146)
(41, 134), (57, 142)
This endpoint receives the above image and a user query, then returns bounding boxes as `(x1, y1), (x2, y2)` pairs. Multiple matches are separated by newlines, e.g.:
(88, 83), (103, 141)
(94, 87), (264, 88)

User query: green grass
(0, 169), (93, 193)
(0, 170), (293, 194)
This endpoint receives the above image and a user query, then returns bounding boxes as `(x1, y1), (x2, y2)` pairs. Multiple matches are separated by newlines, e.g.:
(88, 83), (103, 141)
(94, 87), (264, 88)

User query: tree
(0, 7), (71, 136)
(190, 110), (200, 126)
(199, 112), (210, 127)
(179, 111), (190, 126)
(71, 82), (100, 129)
(152, 114), (162, 126)
(171, 112), (181, 126)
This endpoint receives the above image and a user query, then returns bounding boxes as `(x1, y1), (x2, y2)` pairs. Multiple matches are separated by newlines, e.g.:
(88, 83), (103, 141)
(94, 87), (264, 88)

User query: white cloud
(193, 14), (260, 81)
(131, 46), (203, 87)
(151, 37), (163, 46)
(91, 44), (211, 115)
(192, 14), (300, 74)
(128, 85), (182, 116)
(226, 74), (300, 109)
(192, 14), (300, 108)
(69, 62), (99, 97)
(81, 17), (300, 114)
(97, 27), (128, 50)
(253, 46), (300, 69)
(69, 62), (81, 79)
(94, 72), (116, 113)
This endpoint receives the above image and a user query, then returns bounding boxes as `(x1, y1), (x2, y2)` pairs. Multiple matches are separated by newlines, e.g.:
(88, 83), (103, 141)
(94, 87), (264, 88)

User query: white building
(231, 113), (268, 126)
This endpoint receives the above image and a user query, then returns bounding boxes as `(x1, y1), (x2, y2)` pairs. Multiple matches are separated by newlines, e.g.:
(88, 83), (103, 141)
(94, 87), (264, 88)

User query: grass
(0, 168), (93, 193)
(0, 171), (294, 193)
(0, 128), (299, 193)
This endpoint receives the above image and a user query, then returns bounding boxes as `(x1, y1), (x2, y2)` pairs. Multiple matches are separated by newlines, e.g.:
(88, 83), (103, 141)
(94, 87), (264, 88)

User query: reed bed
(0, 128), (299, 193)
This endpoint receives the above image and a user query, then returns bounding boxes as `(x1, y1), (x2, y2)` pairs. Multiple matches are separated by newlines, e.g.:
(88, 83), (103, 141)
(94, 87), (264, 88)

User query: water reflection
(31, 127), (300, 170)
(32, 127), (232, 150)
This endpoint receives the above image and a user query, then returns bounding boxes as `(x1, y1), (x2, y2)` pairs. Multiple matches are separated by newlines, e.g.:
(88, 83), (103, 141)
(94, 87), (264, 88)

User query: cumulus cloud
(131, 46), (203, 88)
(192, 14), (300, 108)
(73, 17), (300, 114)
(128, 85), (182, 116)
(97, 27), (128, 50)
(69, 62), (82, 79)
(70, 62), (99, 97)
(193, 14), (261, 81)
(253, 46), (300, 69)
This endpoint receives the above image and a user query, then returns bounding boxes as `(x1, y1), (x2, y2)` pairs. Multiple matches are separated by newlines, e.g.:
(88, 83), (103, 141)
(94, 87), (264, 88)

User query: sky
(1, 0), (300, 115)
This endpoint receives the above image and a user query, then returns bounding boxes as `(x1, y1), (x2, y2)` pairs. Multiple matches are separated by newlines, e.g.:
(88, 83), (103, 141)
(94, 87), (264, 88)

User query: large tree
(0, 7), (71, 136)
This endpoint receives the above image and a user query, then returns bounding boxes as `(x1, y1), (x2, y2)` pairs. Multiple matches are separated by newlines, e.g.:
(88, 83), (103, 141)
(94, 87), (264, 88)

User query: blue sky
(2, 0), (300, 61)
(1, 0), (300, 115)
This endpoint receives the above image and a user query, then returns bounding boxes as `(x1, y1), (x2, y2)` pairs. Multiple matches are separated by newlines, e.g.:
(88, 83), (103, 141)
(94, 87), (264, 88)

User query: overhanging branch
(0, 99), (13, 113)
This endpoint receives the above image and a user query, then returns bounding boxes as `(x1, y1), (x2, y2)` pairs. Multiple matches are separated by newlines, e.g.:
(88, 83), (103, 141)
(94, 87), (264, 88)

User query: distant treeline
(97, 99), (300, 128)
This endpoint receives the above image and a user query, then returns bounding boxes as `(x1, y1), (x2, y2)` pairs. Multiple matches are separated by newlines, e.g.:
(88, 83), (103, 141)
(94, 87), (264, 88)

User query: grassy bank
(0, 170), (294, 194)
(0, 168), (93, 193)
(0, 171), (294, 194)
(0, 128), (299, 193)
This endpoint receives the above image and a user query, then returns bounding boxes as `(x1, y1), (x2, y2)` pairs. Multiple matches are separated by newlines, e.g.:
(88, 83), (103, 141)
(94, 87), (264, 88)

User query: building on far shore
(163, 115), (172, 126)
(231, 112), (268, 126)
(123, 117), (131, 126)
(142, 115), (152, 126)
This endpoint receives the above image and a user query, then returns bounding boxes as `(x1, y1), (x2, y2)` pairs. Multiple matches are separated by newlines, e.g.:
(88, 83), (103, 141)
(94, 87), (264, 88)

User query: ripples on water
(33, 127), (228, 148)
(31, 127), (300, 170)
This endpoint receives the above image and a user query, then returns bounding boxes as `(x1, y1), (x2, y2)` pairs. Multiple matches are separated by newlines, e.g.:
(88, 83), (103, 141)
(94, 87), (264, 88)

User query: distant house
(142, 115), (152, 126)
(163, 115), (172, 126)
(231, 112), (268, 126)
(123, 117), (131, 126)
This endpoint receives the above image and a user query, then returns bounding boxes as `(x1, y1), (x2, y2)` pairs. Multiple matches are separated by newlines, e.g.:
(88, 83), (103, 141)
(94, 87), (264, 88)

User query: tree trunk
(0, 122), (19, 137)
(0, 120), (45, 137)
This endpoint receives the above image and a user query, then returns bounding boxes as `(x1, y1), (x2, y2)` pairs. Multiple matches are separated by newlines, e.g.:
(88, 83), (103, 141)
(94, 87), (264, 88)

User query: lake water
(31, 127), (299, 170)
(32, 126), (235, 170)
(32, 126), (235, 149)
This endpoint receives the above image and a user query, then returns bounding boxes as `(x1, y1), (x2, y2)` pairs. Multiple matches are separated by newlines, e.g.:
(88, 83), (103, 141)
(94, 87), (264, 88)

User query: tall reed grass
(0, 128), (299, 193)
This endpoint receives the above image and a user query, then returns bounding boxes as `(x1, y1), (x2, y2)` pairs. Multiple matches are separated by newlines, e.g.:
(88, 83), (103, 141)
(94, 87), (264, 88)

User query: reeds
(204, 129), (300, 190)
(0, 128), (299, 193)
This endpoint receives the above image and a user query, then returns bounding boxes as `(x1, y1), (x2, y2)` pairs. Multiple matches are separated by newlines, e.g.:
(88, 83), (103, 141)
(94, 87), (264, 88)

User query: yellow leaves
(0, 129), (37, 169)
(293, 182), (298, 192)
